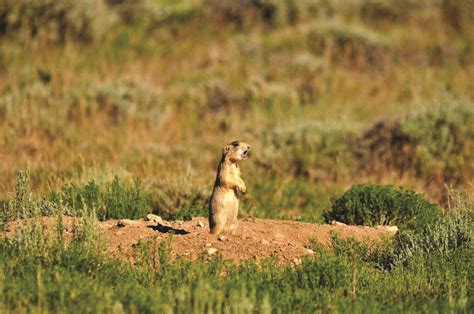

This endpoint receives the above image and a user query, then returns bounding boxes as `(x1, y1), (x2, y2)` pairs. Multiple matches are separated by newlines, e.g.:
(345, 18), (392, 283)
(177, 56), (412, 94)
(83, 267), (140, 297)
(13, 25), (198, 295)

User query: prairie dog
(209, 141), (251, 235)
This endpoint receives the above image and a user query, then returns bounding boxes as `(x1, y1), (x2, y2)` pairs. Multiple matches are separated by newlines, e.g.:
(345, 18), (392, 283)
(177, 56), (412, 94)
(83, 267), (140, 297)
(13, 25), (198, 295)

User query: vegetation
(355, 101), (474, 192)
(324, 184), (440, 230)
(0, 175), (472, 312)
(1, 0), (473, 312)
(50, 176), (155, 220)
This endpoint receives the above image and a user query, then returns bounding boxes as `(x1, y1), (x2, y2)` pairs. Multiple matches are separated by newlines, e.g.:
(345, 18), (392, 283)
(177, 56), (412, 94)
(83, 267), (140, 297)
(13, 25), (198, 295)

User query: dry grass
(0, 0), (473, 218)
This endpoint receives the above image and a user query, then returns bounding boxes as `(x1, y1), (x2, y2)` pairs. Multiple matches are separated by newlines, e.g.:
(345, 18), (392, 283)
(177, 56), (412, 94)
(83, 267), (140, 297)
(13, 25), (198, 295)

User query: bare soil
(5, 216), (396, 263)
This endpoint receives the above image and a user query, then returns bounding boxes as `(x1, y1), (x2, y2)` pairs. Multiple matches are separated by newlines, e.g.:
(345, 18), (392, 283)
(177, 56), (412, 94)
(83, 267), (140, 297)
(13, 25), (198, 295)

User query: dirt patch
(4, 216), (396, 263)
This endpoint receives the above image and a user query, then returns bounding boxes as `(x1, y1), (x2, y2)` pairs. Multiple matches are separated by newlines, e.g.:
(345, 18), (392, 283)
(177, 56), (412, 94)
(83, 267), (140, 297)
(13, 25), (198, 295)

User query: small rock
(197, 220), (205, 228)
(205, 243), (212, 247)
(305, 249), (315, 255)
(218, 235), (227, 241)
(386, 226), (398, 233)
(207, 248), (218, 255)
(146, 214), (162, 223)
(261, 239), (270, 245)
(331, 220), (347, 226)
(292, 258), (302, 265)
(378, 225), (399, 234)
(117, 219), (141, 227)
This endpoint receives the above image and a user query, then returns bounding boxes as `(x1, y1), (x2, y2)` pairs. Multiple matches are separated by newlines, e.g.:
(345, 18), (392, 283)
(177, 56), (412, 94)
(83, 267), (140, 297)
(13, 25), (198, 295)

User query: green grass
(1, 199), (472, 312)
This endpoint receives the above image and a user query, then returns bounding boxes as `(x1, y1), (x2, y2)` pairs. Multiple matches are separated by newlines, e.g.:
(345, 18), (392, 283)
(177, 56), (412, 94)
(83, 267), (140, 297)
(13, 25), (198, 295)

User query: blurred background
(0, 0), (473, 221)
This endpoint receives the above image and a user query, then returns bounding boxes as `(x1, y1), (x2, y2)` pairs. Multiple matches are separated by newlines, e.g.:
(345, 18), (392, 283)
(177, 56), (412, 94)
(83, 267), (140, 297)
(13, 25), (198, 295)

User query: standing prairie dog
(209, 141), (251, 235)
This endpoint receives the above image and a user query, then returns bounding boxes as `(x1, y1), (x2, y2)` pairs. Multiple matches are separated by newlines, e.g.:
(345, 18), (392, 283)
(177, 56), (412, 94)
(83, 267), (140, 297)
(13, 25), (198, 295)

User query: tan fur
(209, 141), (251, 235)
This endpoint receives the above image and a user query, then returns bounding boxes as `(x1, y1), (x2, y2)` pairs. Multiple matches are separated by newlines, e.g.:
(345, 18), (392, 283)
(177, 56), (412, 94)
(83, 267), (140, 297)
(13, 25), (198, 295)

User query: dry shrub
(106, 0), (164, 25)
(106, 0), (197, 29)
(354, 101), (474, 190)
(204, 0), (317, 28)
(0, 79), (166, 128)
(441, 0), (474, 64)
(286, 53), (325, 104)
(204, 81), (236, 114)
(257, 121), (357, 182)
(307, 21), (391, 69)
(359, 0), (416, 25)
(0, 0), (115, 43)
(354, 118), (416, 176)
(204, 0), (261, 28)
(245, 77), (299, 108)
(67, 80), (166, 125)
(441, 0), (474, 35)
(154, 178), (208, 220)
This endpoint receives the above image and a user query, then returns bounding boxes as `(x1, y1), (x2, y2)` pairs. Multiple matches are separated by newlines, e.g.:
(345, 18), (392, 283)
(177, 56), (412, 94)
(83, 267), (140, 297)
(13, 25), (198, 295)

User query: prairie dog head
(222, 140), (251, 162)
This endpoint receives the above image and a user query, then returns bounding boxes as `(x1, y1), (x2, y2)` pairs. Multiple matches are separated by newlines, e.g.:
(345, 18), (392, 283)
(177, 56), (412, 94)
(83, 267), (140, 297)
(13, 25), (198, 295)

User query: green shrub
(395, 196), (473, 260)
(14, 169), (30, 216)
(0, 171), (66, 226)
(3, 171), (208, 223)
(50, 177), (154, 220)
(396, 214), (473, 260)
(52, 175), (207, 221)
(324, 184), (440, 229)
(327, 197), (473, 270)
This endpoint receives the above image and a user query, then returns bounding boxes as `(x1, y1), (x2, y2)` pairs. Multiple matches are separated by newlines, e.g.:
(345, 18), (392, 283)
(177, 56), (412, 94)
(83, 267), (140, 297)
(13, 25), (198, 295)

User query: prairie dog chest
(220, 163), (241, 181)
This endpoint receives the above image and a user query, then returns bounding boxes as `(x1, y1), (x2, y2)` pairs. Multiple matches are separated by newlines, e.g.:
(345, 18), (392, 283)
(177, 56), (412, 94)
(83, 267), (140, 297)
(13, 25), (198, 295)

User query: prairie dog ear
(222, 145), (231, 155)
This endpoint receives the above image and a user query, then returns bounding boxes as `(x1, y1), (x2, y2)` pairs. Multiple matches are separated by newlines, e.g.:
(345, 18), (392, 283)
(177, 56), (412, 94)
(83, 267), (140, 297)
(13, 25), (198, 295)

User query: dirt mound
(5, 216), (397, 263)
